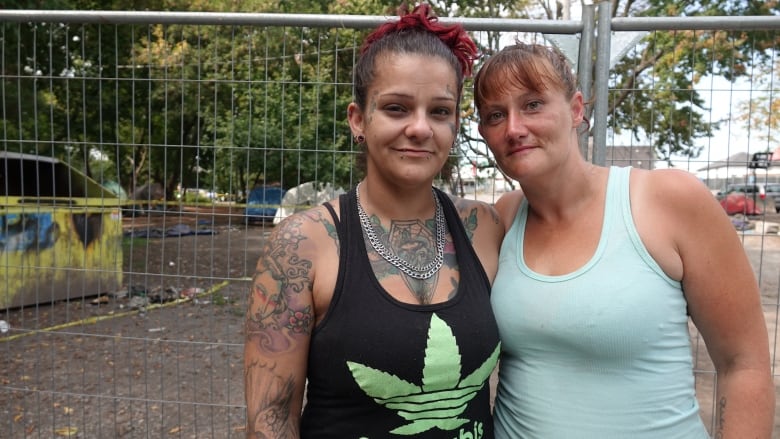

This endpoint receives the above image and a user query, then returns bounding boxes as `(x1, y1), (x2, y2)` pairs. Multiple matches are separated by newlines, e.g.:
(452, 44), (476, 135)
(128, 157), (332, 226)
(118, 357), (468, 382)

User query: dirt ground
(1, 205), (269, 438)
(1, 205), (779, 438)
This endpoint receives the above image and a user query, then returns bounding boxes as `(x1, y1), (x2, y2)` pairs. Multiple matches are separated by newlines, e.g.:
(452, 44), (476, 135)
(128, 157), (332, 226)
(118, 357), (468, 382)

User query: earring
(354, 134), (365, 144)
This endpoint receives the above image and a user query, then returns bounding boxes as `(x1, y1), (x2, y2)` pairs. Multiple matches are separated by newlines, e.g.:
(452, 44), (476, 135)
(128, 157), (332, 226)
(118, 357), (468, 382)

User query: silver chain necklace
(355, 182), (445, 280)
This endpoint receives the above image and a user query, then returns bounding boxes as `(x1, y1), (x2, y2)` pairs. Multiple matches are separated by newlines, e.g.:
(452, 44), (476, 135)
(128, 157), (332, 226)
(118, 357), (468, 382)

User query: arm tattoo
(461, 207), (478, 241)
(714, 396), (726, 439)
(245, 215), (316, 437)
(246, 216), (313, 343)
(451, 197), (478, 241)
(305, 208), (339, 255)
(245, 360), (298, 438)
(453, 198), (500, 242)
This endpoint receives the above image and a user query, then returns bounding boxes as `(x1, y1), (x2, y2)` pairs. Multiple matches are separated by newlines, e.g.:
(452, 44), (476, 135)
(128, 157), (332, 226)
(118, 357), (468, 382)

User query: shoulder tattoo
(246, 215), (314, 352)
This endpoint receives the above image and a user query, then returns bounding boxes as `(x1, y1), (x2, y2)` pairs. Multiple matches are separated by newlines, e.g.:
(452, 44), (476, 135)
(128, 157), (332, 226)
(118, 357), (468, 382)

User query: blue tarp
(123, 223), (217, 238)
(246, 186), (285, 222)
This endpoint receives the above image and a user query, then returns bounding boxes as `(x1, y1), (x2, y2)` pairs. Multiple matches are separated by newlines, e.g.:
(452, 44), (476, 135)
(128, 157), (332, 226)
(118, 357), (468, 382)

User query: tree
(143, 0), (377, 197)
(1, 0), (181, 198)
(2, 0), (535, 197)
(6, 0), (777, 199)
(602, 0), (780, 162)
(735, 33), (780, 150)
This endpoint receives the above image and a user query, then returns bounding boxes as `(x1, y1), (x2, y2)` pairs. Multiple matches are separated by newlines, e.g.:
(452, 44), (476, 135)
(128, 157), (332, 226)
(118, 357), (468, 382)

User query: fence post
(578, 3), (596, 161)
(591, 0), (612, 166)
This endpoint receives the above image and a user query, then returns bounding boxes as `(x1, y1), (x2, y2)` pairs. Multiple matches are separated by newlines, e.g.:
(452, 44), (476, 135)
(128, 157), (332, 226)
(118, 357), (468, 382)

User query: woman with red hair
(244, 4), (504, 437)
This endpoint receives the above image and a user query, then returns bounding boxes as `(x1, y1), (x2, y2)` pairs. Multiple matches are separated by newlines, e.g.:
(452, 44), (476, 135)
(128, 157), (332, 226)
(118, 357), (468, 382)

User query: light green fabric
(491, 166), (710, 439)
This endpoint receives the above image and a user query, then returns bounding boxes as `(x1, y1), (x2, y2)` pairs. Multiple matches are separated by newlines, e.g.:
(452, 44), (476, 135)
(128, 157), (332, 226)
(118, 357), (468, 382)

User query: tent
(273, 182), (345, 224)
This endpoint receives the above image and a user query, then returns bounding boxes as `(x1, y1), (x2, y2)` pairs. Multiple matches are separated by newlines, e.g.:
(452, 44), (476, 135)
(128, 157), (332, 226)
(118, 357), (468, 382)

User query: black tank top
(300, 188), (500, 439)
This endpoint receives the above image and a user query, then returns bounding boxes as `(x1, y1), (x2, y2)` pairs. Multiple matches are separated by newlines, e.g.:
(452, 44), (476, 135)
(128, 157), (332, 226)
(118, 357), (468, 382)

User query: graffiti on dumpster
(0, 213), (107, 252)
(0, 210), (122, 309)
(0, 213), (60, 252)
(72, 213), (104, 249)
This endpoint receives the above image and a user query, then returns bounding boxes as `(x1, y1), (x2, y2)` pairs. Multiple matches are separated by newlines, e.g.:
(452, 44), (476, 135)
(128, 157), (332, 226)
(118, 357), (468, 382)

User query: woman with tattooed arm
(244, 4), (503, 438)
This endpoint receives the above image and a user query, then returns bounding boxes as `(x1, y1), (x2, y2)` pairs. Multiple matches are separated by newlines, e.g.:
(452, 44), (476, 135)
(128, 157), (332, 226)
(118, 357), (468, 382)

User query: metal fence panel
(0, 10), (778, 438)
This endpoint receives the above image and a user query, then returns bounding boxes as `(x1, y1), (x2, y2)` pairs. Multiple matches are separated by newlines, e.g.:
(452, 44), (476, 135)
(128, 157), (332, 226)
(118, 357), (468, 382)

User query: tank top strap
(322, 199), (340, 229)
(608, 165), (631, 221)
(322, 190), (355, 257)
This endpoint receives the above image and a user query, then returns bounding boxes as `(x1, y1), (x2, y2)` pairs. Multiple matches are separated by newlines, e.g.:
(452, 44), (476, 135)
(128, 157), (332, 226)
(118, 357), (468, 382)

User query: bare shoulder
(254, 204), (340, 296)
(631, 168), (721, 218)
(446, 194), (503, 282)
(634, 168), (712, 203)
(248, 203), (341, 338)
(494, 190), (524, 232)
(265, 203), (341, 261)
(631, 167), (734, 246)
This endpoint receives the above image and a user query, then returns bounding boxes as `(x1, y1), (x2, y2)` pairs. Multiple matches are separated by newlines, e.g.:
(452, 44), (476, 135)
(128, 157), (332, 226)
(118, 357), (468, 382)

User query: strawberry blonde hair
(474, 42), (579, 123)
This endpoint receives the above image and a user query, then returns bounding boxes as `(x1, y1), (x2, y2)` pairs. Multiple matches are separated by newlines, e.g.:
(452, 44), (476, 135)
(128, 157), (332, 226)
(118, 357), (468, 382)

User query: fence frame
(1, 6), (780, 437)
(5, 6), (780, 163)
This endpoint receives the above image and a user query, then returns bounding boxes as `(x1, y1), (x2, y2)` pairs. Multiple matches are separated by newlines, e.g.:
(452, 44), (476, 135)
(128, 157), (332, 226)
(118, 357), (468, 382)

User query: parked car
(765, 183), (780, 213)
(245, 186), (285, 224)
(718, 183), (777, 215)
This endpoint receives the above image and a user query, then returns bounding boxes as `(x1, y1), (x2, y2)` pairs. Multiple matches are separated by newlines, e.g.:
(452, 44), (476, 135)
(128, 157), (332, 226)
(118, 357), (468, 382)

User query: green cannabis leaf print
(346, 314), (501, 435)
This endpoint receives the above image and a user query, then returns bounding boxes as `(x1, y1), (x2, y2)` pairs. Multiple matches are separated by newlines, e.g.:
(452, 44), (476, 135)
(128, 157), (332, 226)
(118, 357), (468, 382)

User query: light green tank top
(491, 166), (710, 438)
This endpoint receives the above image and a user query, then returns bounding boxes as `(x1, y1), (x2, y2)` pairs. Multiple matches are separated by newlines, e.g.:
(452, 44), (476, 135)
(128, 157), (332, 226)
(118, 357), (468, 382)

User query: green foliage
(3, 0), (70, 8)
(604, 0), (780, 162)
(608, 29), (716, 160)
(736, 55), (780, 146)
(4, 0), (779, 194)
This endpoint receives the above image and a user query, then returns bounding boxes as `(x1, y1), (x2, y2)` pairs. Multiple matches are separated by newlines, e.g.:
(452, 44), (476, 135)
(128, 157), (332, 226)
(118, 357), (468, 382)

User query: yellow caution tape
(0, 280), (230, 343)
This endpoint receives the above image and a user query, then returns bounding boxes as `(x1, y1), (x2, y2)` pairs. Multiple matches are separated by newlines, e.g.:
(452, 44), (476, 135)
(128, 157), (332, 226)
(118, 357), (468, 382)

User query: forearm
(244, 350), (303, 438)
(243, 313), (307, 438)
(712, 368), (775, 438)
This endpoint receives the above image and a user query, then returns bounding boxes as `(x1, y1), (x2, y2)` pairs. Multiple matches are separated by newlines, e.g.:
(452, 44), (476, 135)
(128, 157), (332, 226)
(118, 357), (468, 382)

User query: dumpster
(0, 152), (123, 309)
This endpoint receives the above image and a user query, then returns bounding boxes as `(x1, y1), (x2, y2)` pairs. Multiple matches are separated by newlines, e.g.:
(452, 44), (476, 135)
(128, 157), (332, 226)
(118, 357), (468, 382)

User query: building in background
(695, 148), (780, 191)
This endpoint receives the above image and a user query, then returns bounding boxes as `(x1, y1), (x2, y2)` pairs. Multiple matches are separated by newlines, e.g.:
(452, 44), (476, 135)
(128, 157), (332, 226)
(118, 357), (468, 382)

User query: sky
(656, 75), (776, 171)
(608, 75), (758, 169)
(561, 2), (775, 168)
(689, 76), (773, 160)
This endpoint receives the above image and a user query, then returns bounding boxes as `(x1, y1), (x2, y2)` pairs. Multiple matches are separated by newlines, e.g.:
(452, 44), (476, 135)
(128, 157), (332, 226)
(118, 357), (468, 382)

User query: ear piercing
(354, 134), (365, 143)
